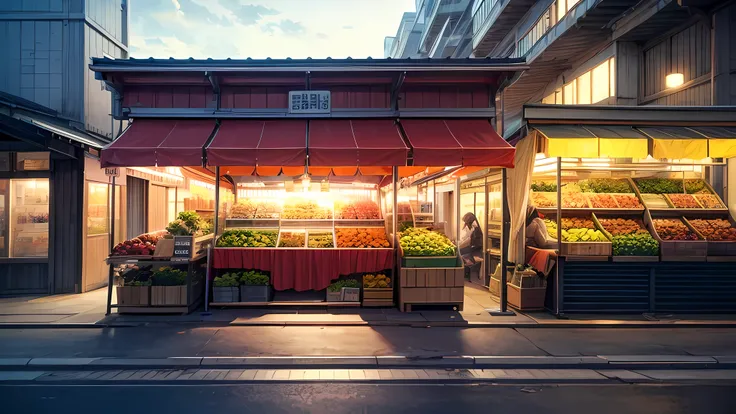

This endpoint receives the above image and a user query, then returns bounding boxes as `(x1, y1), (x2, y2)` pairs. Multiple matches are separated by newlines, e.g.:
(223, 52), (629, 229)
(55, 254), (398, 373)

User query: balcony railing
(471, 0), (499, 35)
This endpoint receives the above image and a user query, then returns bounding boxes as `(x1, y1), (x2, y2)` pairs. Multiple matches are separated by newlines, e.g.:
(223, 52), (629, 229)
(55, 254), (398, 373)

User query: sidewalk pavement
(3, 284), (736, 328)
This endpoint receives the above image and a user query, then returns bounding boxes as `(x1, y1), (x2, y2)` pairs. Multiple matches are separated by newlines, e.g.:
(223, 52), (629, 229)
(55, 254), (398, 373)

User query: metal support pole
(105, 175), (116, 315)
(205, 166), (221, 313)
(392, 166), (399, 274)
(555, 157), (562, 315)
(500, 168), (510, 313)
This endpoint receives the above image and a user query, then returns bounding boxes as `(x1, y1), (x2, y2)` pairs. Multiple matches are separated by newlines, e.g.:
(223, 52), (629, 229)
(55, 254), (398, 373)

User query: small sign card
(289, 90), (330, 114)
(172, 236), (192, 262)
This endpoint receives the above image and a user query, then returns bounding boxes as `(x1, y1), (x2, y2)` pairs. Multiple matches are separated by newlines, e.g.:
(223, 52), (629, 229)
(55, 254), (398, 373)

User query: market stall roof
(101, 119), (215, 167)
(400, 119), (515, 167)
(206, 120), (307, 167)
(524, 104), (736, 159)
(308, 120), (408, 167)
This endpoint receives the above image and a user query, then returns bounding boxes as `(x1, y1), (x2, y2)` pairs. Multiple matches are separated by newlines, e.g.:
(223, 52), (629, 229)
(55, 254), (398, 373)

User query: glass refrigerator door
(11, 179), (49, 258)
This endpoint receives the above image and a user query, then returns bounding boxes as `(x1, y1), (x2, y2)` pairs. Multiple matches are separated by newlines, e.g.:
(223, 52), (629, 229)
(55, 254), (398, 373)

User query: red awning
(101, 119), (215, 167)
(207, 120), (307, 166)
(308, 120), (408, 166)
(400, 119), (515, 167)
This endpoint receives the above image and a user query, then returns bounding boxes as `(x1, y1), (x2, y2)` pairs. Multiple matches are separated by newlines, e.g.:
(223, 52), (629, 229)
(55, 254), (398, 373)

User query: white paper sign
(289, 91), (330, 114)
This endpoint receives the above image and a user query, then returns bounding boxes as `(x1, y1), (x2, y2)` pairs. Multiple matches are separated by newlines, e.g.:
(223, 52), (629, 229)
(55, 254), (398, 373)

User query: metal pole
(392, 166), (398, 263)
(500, 168), (509, 313)
(105, 175), (116, 316)
(206, 166), (221, 312)
(555, 157), (562, 315)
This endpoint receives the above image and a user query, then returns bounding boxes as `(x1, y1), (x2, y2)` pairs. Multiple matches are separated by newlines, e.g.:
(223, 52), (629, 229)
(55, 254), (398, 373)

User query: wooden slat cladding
(643, 21), (711, 98)
(330, 86), (390, 109)
(399, 85), (490, 109)
(123, 86), (216, 109)
(49, 153), (84, 294)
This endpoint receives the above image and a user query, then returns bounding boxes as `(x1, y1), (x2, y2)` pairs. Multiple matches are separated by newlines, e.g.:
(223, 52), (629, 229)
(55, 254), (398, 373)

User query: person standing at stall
(525, 206), (557, 249)
(459, 212), (484, 281)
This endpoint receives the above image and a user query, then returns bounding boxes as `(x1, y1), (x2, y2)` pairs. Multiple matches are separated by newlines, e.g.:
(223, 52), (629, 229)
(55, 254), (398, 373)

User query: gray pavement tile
(634, 370), (736, 380)
(176, 372), (195, 380)
(254, 370), (275, 380)
(363, 370), (380, 380)
(389, 369), (405, 379)
(0, 358), (30, 366)
(237, 370), (258, 381)
(318, 370), (334, 380)
(111, 370), (138, 380)
(413, 369), (430, 379)
(401, 369), (419, 379)
(597, 370), (653, 382)
(126, 370), (151, 380)
(289, 370), (306, 380)
(97, 370), (123, 380)
(188, 370), (211, 380)
(377, 369), (393, 379)
(28, 358), (100, 366)
(714, 356), (736, 364)
(164, 370), (185, 379)
(0, 371), (46, 381)
(474, 356), (605, 366)
(204, 370), (229, 380)
(224, 369), (244, 380)
(332, 370), (349, 380)
(348, 370), (365, 380)
(600, 355), (717, 363)
(272, 370), (290, 380)
(303, 370), (320, 380)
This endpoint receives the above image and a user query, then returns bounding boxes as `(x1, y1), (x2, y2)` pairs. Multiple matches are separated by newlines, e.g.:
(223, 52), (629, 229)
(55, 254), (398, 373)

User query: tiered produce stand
(529, 169), (736, 313)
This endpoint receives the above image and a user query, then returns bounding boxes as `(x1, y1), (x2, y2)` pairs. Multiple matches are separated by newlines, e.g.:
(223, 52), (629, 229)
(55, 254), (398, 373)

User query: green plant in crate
(239, 270), (270, 286)
(399, 227), (456, 256)
(166, 219), (194, 236)
(684, 179), (709, 194)
(126, 280), (151, 287)
(328, 279), (359, 292)
(579, 178), (631, 193)
(611, 233), (659, 256)
(530, 181), (557, 192)
(151, 267), (187, 286)
(213, 273), (240, 287)
(216, 229), (278, 247)
(634, 178), (682, 194)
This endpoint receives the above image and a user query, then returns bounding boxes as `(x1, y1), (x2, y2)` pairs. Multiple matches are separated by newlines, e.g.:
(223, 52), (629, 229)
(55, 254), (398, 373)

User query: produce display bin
(401, 256), (459, 268)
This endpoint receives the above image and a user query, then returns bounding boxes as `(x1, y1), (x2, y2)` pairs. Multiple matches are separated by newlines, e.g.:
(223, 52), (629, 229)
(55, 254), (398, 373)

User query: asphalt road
(1, 326), (736, 358)
(2, 383), (735, 414)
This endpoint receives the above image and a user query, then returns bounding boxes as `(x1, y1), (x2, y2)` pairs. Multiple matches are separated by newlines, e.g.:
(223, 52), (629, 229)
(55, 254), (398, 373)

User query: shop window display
(87, 182), (109, 235)
(11, 179), (49, 257)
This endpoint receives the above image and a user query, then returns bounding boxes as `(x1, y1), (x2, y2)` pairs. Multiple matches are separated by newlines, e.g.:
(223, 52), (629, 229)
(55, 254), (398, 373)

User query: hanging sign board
(105, 167), (121, 178)
(289, 91), (330, 114)
(320, 180), (330, 192)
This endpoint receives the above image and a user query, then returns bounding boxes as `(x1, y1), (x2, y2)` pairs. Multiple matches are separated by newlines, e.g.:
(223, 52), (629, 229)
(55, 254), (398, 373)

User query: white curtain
(506, 134), (537, 264)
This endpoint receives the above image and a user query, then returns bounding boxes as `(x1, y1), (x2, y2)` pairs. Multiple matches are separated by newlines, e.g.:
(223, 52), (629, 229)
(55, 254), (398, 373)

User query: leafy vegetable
(213, 273), (239, 287)
(239, 270), (270, 286)
(579, 179), (631, 193)
(151, 267), (187, 286)
(612, 233), (659, 256)
(635, 178), (682, 194)
(166, 219), (193, 236)
(216, 229), (278, 247)
(530, 181), (557, 192)
(684, 179), (709, 194)
(328, 279), (360, 292)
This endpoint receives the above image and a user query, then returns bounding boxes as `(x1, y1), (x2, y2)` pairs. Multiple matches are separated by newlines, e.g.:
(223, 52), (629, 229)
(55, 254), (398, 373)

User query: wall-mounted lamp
(665, 73), (684, 89)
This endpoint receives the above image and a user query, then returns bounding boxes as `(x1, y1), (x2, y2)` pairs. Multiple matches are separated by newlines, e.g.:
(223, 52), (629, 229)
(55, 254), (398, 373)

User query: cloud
(177, 0), (233, 26)
(144, 38), (166, 46)
(316, 33), (328, 39)
(262, 19), (306, 36)
(225, 2), (280, 25)
(171, 0), (183, 15)
(342, 25), (353, 30)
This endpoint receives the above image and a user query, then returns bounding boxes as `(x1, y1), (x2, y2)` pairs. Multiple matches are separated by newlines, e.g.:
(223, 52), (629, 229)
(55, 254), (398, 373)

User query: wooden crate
(506, 283), (545, 311)
(399, 266), (465, 312)
(683, 215), (736, 257)
(116, 286), (150, 306)
(363, 288), (393, 307)
(150, 286), (187, 306)
(560, 241), (611, 257)
(647, 213), (707, 261)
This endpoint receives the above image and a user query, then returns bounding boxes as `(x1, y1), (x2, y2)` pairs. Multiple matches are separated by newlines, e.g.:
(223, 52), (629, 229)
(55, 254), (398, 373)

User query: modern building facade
(0, 0), (128, 296)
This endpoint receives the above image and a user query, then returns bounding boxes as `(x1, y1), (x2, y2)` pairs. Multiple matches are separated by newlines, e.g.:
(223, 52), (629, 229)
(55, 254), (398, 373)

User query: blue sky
(129, 0), (416, 59)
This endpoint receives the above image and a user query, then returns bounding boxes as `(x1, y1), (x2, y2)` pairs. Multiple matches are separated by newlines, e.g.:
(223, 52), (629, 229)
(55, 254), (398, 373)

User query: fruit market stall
(521, 104), (736, 314)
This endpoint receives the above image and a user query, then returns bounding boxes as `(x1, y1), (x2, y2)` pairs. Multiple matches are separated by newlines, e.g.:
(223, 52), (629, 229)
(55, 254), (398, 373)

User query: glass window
(0, 180), (8, 257)
(168, 187), (177, 223)
(557, 0), (567, 22)
(577, 71), (592, 104)
(11, 179), (49, 257)
(87, 182), (109, 236)
(113, 185), (125, 244)
(563, 82), (576, 104)
(592, 59), (611, 103)
(0, 154), (10, 172)
(16, 152), (50, 171)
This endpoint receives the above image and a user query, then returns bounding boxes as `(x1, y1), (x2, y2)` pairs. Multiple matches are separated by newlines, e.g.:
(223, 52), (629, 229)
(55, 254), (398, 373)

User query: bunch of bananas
(363, 273), (391, 288)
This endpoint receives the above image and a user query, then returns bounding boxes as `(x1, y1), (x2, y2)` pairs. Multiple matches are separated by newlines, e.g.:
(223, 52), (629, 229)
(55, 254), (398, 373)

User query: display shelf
(333, 219), (386, 227)
(280, 219), (334, 228)
(225, 218), (280, 229)
(538, 207), (643, 216)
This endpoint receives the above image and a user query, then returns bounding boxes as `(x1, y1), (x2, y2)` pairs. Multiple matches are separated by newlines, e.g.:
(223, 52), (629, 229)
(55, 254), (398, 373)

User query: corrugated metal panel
(654, 263), (736, 313)
(330, 86), (390, 109)
(49, 152), (84, 294)
(126, 85), (216, 109)
(84, 25), (125, 138)
(399, 85), (490, 108)
(646, 82), (712, 106)
(0, 262), (49, 295)
(643, 21), (710, 97)
(85, 0), (125, 44)
(562, 262), (650, 314)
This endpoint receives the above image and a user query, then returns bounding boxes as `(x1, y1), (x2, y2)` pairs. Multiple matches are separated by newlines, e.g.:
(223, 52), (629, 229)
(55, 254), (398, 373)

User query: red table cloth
(213, 248), (394, 291)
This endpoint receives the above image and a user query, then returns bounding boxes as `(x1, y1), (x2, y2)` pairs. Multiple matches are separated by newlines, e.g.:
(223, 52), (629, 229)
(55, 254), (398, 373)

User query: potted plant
(150, 266), (188, 306)
(213, 272), (240, 303)
(239, 270), (271, 302)
(116, 265), (152, 306)
(165, 211), (213, 260)
(506, 264), (546, 311)
(341, 279), (361, 302)
(326, 280), (344, 302)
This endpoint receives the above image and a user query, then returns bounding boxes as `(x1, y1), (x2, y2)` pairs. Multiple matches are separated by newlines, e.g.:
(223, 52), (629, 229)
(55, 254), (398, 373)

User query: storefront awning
(689, 127), (736, 158)
(308, 120), (408, 167)
(637, 127), (708, 160)
(101, 119), (216, 167)
(584, 126), (649, 159)
(535, 125), (599, 158)
(400, 119), (515, 167)
(206, 120), (307, 167)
